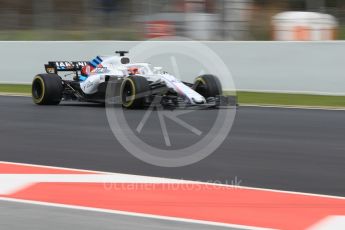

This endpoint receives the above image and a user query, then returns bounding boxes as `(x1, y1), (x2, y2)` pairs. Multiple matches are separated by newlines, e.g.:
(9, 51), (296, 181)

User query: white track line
(0, 197), (272, 230)
(0, 92), (30, 97)
(238, 89), (345, 96)
(1, 93), (345, 111)
(241, 104), (345, 111)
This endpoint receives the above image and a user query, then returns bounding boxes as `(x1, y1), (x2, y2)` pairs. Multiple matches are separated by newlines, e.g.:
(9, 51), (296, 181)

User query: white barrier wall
(1, 41), (345, 95)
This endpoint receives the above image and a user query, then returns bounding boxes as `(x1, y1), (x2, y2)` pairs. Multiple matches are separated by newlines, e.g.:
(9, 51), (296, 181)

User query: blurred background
(0, 0), (344, 41)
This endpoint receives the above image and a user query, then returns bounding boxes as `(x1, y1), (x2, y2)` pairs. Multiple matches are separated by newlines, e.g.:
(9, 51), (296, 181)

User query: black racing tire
(193, 74), (222, 98)
(32, 74), (63, 105)
(120, 76), (150, 109)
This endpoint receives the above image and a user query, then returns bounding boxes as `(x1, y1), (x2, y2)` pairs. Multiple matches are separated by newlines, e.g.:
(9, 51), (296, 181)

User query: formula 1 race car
(32, 51), (236, 108)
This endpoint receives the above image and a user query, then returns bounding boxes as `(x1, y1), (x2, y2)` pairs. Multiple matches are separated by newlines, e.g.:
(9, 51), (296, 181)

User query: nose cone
(192, 97), (205, 104)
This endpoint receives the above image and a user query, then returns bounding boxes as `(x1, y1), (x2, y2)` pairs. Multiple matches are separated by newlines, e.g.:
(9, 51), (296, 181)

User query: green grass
(0, 84), (31, 94)
(237, 91), (345, 107)
(1, 84), (345, 108)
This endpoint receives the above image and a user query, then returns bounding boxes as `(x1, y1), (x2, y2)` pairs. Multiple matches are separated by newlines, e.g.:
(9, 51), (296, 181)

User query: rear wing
(45, 61), (89, 74)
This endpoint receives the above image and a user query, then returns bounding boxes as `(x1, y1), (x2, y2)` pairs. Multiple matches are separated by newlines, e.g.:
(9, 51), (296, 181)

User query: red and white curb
(0, 161), (345, 230)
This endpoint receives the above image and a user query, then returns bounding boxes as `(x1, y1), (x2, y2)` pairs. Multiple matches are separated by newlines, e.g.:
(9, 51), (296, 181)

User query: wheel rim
(122, 79), (136, 107)
(32, 77), (45, 103)
(194, 78), (208, 97)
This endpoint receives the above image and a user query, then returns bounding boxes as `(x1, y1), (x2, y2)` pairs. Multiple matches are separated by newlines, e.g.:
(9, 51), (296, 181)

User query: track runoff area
(0, 161), (345, 230)
(1, 93), (345, 229)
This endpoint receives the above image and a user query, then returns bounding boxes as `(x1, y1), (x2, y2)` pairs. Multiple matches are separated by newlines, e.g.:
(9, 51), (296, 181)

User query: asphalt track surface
(1, 95), (345, 197)
(0, 200), (237, 230)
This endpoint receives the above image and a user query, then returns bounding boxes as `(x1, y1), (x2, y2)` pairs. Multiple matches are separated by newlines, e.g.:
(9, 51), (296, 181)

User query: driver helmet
(128, 67), (139, 75)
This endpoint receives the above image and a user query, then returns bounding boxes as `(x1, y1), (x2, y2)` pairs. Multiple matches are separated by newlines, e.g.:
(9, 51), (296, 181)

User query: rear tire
(120, 76), (150, 109)
(32, 74), (63, 105)
(193, 74), (222, 98)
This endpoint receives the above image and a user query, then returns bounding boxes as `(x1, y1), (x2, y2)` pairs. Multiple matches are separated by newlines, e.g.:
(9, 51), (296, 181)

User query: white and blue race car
(32, 51), (236, 108)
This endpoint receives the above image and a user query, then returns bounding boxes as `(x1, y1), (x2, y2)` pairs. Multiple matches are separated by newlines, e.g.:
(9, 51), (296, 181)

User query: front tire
(193, 74), (222, 98)
(32, 74), (63, 105)
(120, 76), (150, 109)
